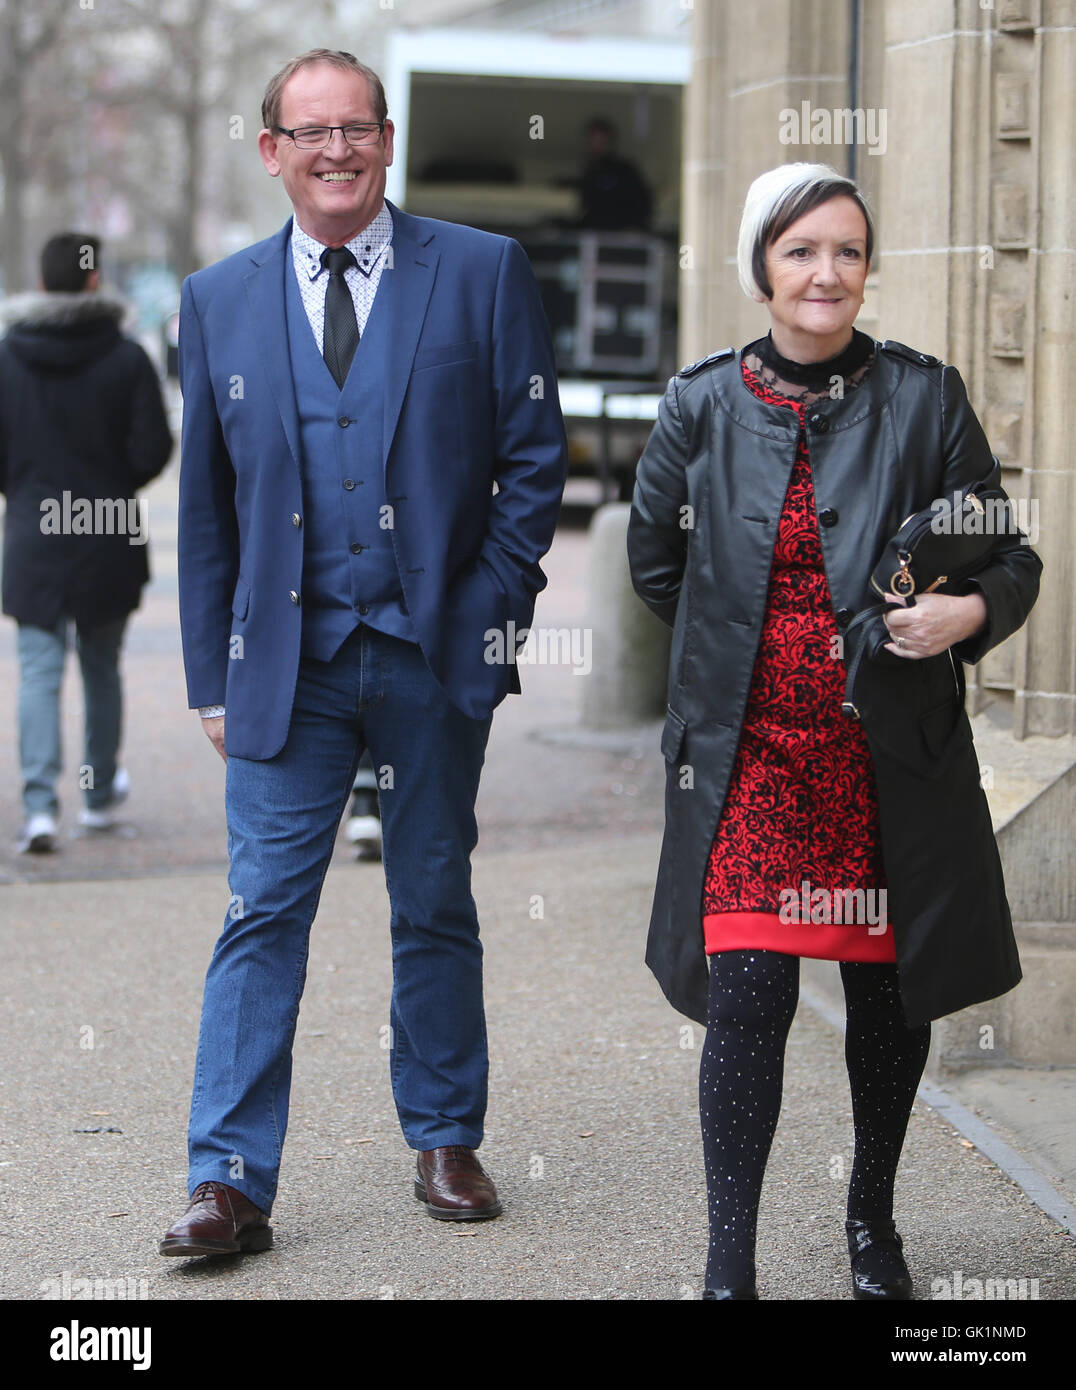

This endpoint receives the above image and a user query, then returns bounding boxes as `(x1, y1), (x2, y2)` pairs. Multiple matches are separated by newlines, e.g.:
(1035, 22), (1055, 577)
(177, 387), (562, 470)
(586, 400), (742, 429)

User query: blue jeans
(187, 626), (493, 1214)
(16, 618), (127, 817)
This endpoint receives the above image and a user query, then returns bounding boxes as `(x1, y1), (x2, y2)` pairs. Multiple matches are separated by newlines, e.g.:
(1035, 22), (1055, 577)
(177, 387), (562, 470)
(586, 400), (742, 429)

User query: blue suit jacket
(177, 202), (568, 759)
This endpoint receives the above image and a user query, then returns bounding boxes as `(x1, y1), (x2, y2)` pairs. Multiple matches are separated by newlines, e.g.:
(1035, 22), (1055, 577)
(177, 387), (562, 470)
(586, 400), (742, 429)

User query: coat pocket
(231, 576), (250, 620)
(919, 697), (971, 761)
(661, 707), (687, 762)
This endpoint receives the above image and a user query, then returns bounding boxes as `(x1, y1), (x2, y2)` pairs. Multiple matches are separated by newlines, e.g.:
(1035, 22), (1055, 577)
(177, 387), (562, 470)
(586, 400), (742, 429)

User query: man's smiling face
(257, 61), (394, 247)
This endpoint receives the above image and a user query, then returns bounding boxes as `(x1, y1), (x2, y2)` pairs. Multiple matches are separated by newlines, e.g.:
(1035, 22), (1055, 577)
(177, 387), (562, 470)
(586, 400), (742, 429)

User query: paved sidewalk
(1, 838), (1074, 1302)
(1, 451), (1072, 1302)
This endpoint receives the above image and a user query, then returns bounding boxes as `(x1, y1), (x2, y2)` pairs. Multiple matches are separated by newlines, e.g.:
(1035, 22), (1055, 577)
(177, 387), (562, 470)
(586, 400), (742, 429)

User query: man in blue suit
(160, 49), (567, 1256)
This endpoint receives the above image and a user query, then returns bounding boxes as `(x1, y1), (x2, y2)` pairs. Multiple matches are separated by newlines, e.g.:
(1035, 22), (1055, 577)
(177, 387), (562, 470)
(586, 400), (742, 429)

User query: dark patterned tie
(320, 246), (359, 388)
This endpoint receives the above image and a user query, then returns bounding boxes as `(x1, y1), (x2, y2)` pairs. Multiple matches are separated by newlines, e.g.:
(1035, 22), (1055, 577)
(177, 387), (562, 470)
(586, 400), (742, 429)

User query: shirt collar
(291, 203), (394, 281)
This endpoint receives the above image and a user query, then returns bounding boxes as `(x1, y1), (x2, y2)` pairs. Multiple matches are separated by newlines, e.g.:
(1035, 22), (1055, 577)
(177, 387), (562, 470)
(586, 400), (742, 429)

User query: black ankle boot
(703, 1265), (759, 1300)
(846, 1217), (913, 1300)
(702, 1282), (759, 1300)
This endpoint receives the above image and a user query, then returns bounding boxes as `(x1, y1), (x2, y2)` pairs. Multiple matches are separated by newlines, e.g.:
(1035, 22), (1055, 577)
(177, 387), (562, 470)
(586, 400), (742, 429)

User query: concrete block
(581, 502), (671, 729)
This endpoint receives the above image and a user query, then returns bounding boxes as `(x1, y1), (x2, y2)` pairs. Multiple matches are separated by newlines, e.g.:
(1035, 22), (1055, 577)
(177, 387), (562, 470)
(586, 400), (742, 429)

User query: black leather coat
(627, 340), (1042, 1028)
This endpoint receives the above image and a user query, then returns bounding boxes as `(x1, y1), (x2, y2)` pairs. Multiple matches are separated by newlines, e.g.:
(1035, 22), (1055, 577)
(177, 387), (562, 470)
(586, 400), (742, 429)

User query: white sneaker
(17, 812), (57, 853)
(77, 767), (130, 830)
(345, 813), (382, 861)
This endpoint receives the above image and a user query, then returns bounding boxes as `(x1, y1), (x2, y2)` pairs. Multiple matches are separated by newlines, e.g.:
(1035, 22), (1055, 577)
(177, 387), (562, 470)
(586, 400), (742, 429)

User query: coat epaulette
(880, 340), (942, 368)
(678, 348), (735, 378)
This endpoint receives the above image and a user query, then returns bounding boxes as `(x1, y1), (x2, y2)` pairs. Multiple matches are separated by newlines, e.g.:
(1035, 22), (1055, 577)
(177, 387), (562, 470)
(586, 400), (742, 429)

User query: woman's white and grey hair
(736, 162), (874, 301)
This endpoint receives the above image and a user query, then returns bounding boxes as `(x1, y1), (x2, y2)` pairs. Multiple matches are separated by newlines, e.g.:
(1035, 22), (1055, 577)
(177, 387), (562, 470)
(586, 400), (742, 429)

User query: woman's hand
(883, 591), (987, 659)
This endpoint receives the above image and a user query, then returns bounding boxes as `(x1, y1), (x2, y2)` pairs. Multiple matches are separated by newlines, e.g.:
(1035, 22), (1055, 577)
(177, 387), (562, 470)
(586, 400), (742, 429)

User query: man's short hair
(261, 49), (387, 131)
(41, 233), (101, 293)
(736, 162), (874, 301)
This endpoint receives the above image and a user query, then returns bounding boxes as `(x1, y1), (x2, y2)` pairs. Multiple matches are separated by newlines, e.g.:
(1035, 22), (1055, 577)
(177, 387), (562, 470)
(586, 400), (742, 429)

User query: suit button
(289, 590), (300, 605)
(350, 542), (364, 555)
(292, 513), (302, 527)
(358, 604), (369, 615)
(343, 478), (356, 491)
(808, 412), (829, 432)
(338, 416), (351, 427)
(818, 507), (839, 527)
(835, 608), (853, 629)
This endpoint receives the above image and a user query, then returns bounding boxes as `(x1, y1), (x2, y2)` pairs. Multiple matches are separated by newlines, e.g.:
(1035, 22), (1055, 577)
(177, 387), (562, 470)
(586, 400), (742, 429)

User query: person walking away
(0, 232), (173, 852)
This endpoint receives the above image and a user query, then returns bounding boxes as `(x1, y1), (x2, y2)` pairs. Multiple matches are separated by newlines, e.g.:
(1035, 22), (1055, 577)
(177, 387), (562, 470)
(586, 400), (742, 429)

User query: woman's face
(762, 195), (870, 360)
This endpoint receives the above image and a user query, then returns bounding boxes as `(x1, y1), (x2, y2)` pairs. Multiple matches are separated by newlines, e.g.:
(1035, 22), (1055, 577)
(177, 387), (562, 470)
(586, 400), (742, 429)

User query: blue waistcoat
(284, 250), (417, 660)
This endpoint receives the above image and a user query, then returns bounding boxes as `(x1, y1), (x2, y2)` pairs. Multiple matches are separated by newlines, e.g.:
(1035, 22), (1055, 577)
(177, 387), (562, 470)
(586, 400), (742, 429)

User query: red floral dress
(702, 360), (895, 962)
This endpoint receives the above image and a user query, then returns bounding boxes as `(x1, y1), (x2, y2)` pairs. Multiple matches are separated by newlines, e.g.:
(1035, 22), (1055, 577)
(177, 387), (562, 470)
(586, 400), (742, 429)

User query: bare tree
(95, 0), (342, 277)
(0, 0), (74, 291)
(2, 0), (358, 289)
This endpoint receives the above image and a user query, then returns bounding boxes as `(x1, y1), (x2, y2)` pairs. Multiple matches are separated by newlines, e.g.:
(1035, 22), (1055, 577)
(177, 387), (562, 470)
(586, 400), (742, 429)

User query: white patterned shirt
(289, 202), (395, 353)
(197, 203), (394, 719)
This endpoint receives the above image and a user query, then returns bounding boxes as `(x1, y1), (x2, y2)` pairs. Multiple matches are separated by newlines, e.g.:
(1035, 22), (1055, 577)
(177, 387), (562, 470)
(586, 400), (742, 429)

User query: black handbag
(868, 458), (1019, 603)
(841, 458), (1021, 719)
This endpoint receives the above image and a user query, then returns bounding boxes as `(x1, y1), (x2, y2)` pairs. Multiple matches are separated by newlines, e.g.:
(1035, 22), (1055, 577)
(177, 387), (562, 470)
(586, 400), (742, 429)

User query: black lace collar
(748, 328), (873, 388)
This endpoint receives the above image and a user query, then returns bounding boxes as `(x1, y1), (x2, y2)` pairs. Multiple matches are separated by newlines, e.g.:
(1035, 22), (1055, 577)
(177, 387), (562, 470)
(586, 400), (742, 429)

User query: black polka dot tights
(699, 949), (930, 1290)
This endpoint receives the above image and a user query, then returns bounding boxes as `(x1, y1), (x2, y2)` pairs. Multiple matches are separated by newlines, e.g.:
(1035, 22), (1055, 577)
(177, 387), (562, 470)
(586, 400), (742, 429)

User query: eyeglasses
(275, 122), (385, 149)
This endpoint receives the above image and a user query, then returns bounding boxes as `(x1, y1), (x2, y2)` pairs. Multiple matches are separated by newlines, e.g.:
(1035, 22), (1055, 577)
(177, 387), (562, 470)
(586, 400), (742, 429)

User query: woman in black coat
(627, 163), (1041, 1301)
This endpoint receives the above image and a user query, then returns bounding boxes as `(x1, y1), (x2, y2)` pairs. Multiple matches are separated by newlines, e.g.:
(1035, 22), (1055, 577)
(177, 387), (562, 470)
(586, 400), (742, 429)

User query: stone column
(879, 0), (1076, 739)
(582, 503), (671, 728)
(680, 0), (861, 360)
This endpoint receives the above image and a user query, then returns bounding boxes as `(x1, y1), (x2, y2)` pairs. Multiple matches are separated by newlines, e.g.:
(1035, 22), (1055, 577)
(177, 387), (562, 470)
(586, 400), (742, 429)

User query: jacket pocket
(412, 339), (479, 372)
(231, 576), (250, 620)
(661, 707), (687, 762)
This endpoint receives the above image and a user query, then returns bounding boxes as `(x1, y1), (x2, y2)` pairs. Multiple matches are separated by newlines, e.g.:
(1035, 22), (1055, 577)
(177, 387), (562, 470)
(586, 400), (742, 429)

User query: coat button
(292, 512), (302, 527)
(289, 590), (300, 605)
(835, 608), (853, 628)
(338, 416), (351, 427)
(343, 478), (356, 491)
(350, 542), (364, 554)
(818, 507), (839, 527)
(808, 412), (829, 432)
(358, 604), (369, 615)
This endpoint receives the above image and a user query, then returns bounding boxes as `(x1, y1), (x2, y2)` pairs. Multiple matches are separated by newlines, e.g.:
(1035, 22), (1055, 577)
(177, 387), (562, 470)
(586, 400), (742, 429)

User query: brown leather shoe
(158, 1181), (272, 1256)
(414, 1145), (503, 1221)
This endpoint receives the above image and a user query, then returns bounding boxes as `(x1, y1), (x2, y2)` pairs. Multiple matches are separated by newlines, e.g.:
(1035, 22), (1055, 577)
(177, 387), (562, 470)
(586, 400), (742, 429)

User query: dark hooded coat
(0, 290), (172, 629)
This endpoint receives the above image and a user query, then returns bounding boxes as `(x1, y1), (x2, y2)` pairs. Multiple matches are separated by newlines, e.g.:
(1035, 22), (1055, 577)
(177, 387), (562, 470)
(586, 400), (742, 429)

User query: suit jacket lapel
(239, 208), (439, 474)
(243, 219), (302, 469)
(381, 203), (439, 468)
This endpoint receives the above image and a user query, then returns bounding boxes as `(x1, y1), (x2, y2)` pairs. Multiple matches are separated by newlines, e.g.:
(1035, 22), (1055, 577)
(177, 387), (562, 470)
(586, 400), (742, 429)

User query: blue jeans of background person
(187, 625), (493, 1214)
(17, 617), (127, 818)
